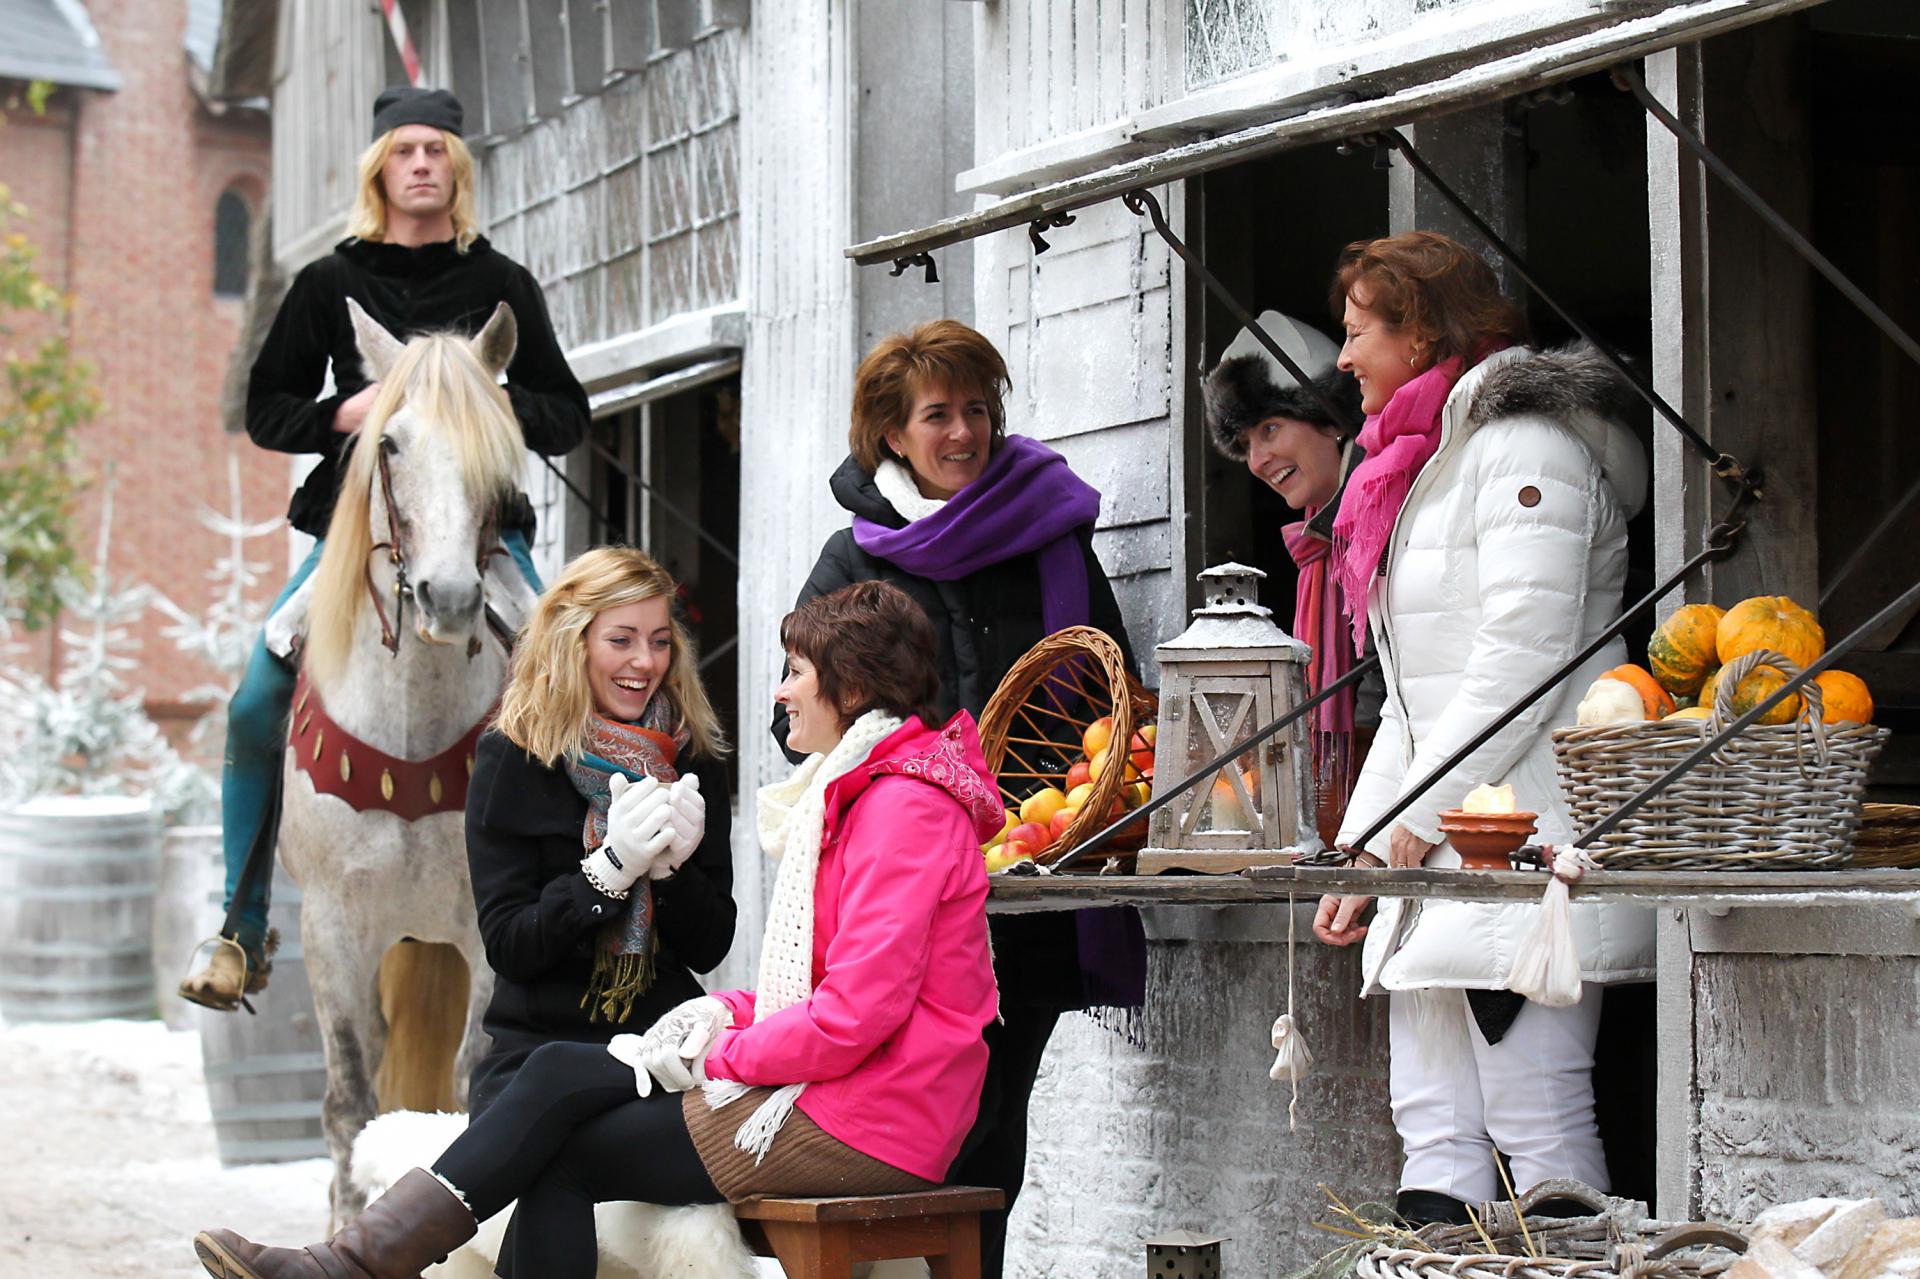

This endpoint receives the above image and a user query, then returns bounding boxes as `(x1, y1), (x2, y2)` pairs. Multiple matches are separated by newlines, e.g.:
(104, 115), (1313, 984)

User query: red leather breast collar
(288, 670), (495, 821)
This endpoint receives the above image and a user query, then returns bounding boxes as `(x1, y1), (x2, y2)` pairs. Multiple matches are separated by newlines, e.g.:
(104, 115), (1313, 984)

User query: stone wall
(1691, 947), (1920, 1222)
(1010, 907), (1398, 1277)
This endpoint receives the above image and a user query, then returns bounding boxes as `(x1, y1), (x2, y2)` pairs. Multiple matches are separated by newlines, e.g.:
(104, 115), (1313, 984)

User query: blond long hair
(495, 548), (728, 767)
(305, 335), (526, 689)
(347, 127), (481, 252)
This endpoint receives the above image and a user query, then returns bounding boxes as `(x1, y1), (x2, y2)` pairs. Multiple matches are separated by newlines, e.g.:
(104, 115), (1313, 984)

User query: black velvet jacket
(245, 236), (590, 537)
(464, 730), (736, 1060)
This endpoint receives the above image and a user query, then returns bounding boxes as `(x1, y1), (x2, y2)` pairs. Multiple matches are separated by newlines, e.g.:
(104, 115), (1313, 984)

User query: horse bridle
(364, 440), (508, 660)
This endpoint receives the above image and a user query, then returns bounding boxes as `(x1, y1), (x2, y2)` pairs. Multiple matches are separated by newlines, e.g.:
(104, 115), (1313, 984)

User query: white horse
(280, 299), (533, 1221)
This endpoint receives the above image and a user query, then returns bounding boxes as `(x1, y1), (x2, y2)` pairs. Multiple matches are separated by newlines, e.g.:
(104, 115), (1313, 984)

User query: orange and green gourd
(1716, 596), (1824, 670)
(1648, 603), (1725, 696)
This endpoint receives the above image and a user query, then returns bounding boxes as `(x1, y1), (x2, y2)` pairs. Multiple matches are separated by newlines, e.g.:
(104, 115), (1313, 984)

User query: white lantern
(1138, 564), (1316, 874)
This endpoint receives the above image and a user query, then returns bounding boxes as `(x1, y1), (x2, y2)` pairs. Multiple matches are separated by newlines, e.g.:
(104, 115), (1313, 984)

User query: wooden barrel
(153, 824), (220, 1030)
(0, 797), (161, 1022)
(196, 849), (328, 1165)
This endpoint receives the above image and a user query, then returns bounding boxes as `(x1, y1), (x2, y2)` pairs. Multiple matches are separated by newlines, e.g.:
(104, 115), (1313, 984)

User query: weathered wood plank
(848, 0), (1828, 264)
(984, 864), (1920, 912)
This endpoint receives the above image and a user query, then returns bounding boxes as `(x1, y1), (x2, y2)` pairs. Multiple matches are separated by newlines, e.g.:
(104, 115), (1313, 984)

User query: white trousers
(1388, 985), (1609, 1205)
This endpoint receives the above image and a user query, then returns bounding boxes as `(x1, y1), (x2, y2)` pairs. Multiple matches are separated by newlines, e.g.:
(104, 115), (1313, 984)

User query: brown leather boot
(192, 1168), (476, 1279)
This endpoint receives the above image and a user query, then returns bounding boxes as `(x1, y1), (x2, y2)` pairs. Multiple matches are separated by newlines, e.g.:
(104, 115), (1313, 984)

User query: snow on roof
(0, 0), (122, 92)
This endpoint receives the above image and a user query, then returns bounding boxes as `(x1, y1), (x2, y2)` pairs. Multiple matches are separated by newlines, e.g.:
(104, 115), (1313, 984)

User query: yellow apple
(1065, 782), (1096, 809)
(1082, 715), (1115, 760)
(1019, 787), (1069, 828)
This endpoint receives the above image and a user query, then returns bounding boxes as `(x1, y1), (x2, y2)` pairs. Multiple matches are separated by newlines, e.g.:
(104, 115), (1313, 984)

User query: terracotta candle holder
(1436, 809), (1538, 871)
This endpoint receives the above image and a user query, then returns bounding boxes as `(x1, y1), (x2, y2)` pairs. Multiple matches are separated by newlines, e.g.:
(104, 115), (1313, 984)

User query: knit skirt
(682, 1085), (934, 1202)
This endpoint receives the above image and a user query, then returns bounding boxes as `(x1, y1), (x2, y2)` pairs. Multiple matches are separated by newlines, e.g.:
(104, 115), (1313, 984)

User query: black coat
(772, 454), (1135, 1011)
(463, 729), (735, 1114)
(246, 236), (590, 538)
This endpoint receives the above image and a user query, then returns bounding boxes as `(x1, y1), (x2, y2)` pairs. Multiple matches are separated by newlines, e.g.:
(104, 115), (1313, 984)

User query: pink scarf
(1330, 356), (1467, 647)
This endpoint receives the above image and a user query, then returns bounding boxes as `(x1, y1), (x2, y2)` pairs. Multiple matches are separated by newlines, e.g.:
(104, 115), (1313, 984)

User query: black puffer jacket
(463, 729), (735, 1113)
(772, 453), (1135, 1011)
(246, 236), (590, 537)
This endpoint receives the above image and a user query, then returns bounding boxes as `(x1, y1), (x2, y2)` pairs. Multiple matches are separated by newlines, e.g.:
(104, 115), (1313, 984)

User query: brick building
(2, 0), (276, 726)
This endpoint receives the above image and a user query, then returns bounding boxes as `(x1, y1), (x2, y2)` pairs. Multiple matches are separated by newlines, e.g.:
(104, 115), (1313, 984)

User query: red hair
(1331, 231), (1528, 365)
(849, 321), (1010, 473)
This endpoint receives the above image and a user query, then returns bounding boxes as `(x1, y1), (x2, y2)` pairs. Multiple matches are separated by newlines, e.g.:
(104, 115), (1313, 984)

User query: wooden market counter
(984, 863), (1920, 913)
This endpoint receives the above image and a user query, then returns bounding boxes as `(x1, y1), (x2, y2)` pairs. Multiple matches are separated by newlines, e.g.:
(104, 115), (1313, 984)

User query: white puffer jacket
(1333, 344), (1656, 996)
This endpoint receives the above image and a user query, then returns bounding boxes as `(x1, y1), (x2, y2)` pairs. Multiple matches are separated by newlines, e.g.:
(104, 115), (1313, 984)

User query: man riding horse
(180, 86), (590, 1011)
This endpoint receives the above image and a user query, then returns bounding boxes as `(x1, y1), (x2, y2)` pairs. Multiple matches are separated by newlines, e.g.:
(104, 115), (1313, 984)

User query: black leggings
(430, 1040), (723, 1279)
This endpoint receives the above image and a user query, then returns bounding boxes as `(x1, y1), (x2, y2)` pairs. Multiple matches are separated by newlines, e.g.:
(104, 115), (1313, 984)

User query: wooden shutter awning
(846, 0), (1827, 267)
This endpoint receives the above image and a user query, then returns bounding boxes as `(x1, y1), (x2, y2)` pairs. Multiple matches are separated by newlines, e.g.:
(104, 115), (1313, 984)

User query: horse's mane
(305, 334), (525, 690)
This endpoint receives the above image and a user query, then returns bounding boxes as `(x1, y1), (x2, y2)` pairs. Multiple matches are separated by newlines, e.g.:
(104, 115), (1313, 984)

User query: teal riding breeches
(219, 530), (539, 951)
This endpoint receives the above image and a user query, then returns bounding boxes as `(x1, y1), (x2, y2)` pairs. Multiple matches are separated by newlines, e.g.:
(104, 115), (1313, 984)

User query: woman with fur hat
(1202, 311), (1367, 846)
(1307, 231), (1653, 1225)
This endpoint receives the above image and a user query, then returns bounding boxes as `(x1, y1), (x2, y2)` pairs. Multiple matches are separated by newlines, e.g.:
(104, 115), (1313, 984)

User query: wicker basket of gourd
(1552, 606), (1887, 869)
(978, 626), (1157, 872)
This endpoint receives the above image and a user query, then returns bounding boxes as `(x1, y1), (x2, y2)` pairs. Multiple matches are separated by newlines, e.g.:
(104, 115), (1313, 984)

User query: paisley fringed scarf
(565, 698), (691, 1023)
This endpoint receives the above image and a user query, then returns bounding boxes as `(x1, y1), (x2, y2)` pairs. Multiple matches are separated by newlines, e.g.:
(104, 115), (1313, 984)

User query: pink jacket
(704, 714), (1002, 1182)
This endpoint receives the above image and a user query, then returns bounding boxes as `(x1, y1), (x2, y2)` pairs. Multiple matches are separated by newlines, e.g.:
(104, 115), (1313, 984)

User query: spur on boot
(193, 1167), (475, 1279)
(179, 933), (274, 1013)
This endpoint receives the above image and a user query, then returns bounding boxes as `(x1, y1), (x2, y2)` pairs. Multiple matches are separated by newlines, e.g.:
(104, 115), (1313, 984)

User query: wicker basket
(1853, 803), (1920, 869)
(1356, 1182), (1746, 1279)
(1550, 648), (1888, 870)
(978, 626), (1156, 870)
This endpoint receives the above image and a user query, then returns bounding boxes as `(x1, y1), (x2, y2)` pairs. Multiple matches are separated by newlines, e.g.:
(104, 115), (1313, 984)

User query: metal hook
(1028, 211), (1076, 255)
(888, 253), (939, 284)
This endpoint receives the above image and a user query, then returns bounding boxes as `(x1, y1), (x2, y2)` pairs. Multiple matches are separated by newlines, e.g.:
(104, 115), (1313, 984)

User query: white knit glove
(607, 996), (730, 1097)
(580, 774), (673, 897)
(651, 775), (706, 881)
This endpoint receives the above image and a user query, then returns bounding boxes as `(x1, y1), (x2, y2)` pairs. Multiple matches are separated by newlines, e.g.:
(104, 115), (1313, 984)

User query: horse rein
(364, 442), (510, 660)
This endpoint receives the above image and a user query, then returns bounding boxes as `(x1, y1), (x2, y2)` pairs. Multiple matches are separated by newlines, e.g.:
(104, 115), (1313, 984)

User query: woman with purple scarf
(777, 319), (1142, 1279)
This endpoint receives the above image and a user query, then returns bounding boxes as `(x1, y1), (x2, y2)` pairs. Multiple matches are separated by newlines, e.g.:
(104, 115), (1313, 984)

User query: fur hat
(1202, 311), (1361, 461)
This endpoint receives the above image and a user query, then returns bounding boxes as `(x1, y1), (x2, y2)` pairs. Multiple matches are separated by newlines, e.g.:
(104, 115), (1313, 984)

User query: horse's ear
(471, 302), (517, 378)
(347, 297), (408, 383)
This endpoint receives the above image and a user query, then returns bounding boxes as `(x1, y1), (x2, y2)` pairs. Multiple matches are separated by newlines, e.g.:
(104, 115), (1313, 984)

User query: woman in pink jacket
(192, 580), (1002, 1279)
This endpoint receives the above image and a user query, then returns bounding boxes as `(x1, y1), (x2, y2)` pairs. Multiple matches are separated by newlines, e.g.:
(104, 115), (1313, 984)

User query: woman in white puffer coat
(1309, 232), (1654, 1225)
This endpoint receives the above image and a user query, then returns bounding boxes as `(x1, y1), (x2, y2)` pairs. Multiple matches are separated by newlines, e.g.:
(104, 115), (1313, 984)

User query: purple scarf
(852, 434), (1100, 638)
(853, 434), (1145, 1011)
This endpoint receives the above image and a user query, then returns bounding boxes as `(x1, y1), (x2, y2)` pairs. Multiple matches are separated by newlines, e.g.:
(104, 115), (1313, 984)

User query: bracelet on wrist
(581, 849), (631, 900)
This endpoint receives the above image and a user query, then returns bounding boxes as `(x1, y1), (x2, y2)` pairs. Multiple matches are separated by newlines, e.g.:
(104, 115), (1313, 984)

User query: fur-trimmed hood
(1202, 360), (1364, 460)
(1463, 342), (1648, 519)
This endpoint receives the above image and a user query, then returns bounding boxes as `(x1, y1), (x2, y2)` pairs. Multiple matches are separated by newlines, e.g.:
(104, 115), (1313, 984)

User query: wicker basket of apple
(977, 626), (1157, 874)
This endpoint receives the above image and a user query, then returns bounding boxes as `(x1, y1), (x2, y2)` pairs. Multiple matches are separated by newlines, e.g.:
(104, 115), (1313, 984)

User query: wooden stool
(733, 1186), (1004, 1279)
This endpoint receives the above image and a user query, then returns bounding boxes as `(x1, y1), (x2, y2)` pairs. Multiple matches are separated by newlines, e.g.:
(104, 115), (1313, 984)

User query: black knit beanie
(372, 86), (464, 141)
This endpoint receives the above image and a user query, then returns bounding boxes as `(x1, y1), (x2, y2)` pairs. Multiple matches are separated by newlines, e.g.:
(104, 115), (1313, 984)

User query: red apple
(1006, 822), (1048, 852)
(1064, 760), (1093, 792)
(1049, 806), (1078, 842)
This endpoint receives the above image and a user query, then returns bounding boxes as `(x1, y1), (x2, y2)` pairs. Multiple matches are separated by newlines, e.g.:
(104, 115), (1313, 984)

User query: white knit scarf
(701, 708), (903, 1161)
(874, 458), (948, 523)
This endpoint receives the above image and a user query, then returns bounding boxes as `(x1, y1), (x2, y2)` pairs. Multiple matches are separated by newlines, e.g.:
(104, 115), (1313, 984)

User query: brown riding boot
(179, 934), (274, 1013)
(193, 1168), (476, 1279)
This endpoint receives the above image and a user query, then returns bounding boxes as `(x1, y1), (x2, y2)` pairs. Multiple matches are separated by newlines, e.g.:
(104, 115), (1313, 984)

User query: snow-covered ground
(0, 1016), (330, 1278)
